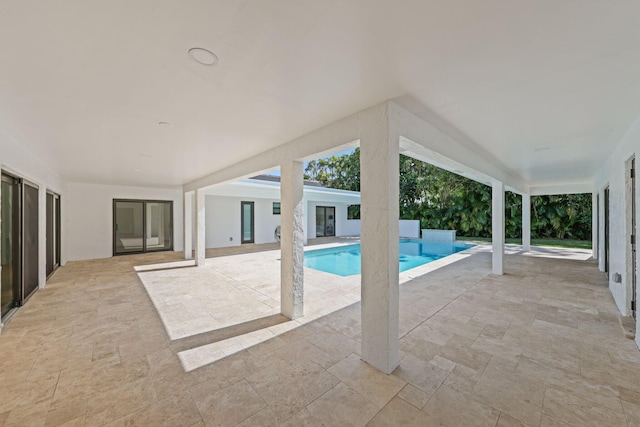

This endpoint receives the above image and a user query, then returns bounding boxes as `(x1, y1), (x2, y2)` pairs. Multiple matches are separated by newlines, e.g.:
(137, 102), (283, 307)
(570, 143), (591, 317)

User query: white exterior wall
(422, 229), (456, 243)
(306, 201), (353, 238)
(203, 195), (358, 248)
(65, 183), (184, 261)
(255, 199), (282, 244)
(594, 113), (640, 324)
(343, 219), (361, 236)
(336, 219), (421, 238)
(205, 196), (239, 248)
(205, 195), (281, 248)
(0, 133), (65, 297)
(323, 219), (419, 239)
(399, 220), (420, 238)
(306, 203), (316, 238)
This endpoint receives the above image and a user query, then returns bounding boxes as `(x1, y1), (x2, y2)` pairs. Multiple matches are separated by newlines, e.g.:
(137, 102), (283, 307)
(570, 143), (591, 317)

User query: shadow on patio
(3, 243), (638, 425)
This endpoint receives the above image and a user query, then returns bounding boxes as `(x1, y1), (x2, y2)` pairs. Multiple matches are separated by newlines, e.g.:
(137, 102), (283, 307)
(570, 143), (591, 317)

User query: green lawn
(459, 236), (592, 250)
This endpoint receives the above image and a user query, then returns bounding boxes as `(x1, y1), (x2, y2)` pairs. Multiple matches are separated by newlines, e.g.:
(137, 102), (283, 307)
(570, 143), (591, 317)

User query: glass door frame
(1, 172), (40, 316)
(1, 173), (22, 319)
(604, 187), (610, 276)
(316, 206), (336, 237)
(241, 201), (255, 244)
(46, 190), (61, 279)
(22, 180), (39, 303)
(112, 199), (174, 256)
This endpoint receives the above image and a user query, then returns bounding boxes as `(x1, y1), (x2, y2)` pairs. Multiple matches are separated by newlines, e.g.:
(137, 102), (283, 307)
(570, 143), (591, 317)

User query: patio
(0, 244), (638, 426)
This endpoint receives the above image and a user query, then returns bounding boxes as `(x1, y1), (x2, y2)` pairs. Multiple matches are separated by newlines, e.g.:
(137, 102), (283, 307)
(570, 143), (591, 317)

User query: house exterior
(0, 2), (639, 376)
(202, 175), (361, 248)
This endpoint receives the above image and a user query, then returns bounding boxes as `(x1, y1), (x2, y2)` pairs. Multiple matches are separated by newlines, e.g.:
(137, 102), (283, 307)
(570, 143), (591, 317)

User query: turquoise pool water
(304, 239), (474, 276)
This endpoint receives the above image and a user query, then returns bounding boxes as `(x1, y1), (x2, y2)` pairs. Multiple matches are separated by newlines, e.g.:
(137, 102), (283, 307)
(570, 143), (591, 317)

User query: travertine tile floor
(1, 243), (640, 426)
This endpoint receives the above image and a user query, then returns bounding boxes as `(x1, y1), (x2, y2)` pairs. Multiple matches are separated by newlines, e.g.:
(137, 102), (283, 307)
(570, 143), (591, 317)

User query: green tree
(304, 151), (591, 240)
(305, 149), (360, 191)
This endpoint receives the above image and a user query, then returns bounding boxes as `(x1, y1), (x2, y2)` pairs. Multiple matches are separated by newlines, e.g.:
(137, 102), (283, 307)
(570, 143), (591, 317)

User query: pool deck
(0, 239), (637, 426)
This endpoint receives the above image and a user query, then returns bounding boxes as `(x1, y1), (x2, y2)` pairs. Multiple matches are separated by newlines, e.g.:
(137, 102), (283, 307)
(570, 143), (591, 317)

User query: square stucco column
(195, 188), (206, 266)
(280, 161), (304, 319)
(360, 124), (400, 374)
(492, 179), (505, 275)
(303, 197), (309, 246)
(522, 194), (531, 252)
(184, 191), (194, 260)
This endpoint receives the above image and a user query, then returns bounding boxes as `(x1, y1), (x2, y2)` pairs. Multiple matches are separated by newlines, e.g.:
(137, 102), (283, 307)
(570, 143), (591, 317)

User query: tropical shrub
(303, 151), (591, 240)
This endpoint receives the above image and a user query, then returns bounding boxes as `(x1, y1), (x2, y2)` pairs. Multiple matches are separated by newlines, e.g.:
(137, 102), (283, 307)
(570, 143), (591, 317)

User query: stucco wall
(343, 219), (361, 236)
(205, 196), (239, 248)
(203, 196), (358, 248)
(0, 132), (65, 294)
(306, 201), (353, 239)
(65, 183), (184, 261)
(399, 220), (421, 238)
(593, 113), (640, 336)
(314, 219), (420, 239)
(255, 199), (282, 244)
(205, 195), (281, 248)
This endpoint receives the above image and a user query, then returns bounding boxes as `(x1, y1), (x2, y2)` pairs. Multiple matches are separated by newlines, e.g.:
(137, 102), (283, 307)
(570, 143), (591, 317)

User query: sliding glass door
(113, 200), (173, 255)
(114, 201), (144, 254)
(241, 201), (255, 244)
(316, 206), (336, 237)
(1, 174), (20, 318)
(46, 191), (61, 278)
(145, 202), (172, 251)
(23, 182), (39, 301)
(1, 173), (40, 319)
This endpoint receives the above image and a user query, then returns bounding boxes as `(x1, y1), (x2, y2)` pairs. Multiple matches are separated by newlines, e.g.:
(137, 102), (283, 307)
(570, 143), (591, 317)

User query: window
(347, 204), (360, 220)
(113, 199), (173, 255)
(273, 202), (281, 215)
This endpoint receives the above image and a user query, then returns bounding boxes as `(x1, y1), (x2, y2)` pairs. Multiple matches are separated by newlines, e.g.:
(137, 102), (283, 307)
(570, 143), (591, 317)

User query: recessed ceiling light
(158, 121), (172, 127)
(134, 169), (141, 173)
(139, 153), (153, 159)
(188, 48), (219, 66)
(534, 147), (551, 152)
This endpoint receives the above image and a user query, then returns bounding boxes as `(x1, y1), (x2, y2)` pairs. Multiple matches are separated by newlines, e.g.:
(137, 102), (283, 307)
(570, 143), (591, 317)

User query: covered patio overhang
(182, 100), (596, 374)
(196, 176), (361, 246)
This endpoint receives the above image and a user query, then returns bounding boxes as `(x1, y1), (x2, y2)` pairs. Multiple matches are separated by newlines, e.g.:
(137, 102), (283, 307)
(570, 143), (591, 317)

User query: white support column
(280, 161), (304, 319)
(360, 120), (400, 374)
(184, 191), (194, 260)
(592, 192), (598, 260)
(492, 179), (505, 275)
(195, 188), (206, 266)
(303, 197), (308, 246)
(522, 194), (531, 252)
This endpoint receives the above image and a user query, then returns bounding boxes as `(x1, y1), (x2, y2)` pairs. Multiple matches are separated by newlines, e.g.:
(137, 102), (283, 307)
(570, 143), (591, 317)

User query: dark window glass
(347, 204), (361, 220)
(114, 200), (173, 255)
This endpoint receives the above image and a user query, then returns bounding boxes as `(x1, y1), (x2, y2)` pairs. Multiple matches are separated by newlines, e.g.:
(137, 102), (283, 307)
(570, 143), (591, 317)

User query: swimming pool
(304, 239), (474, 276)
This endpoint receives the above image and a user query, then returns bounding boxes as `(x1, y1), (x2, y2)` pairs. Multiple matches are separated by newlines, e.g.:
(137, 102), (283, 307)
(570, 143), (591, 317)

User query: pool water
(304, 239), (474, 276)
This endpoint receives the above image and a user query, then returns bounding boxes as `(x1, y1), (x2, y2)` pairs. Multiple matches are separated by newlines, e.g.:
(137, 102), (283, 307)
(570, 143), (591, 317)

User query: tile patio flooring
(1, 242), (640, 426)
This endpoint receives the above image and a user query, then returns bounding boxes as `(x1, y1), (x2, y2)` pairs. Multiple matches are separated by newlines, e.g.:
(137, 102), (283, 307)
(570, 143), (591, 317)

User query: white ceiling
(1, 0), (639, 188)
